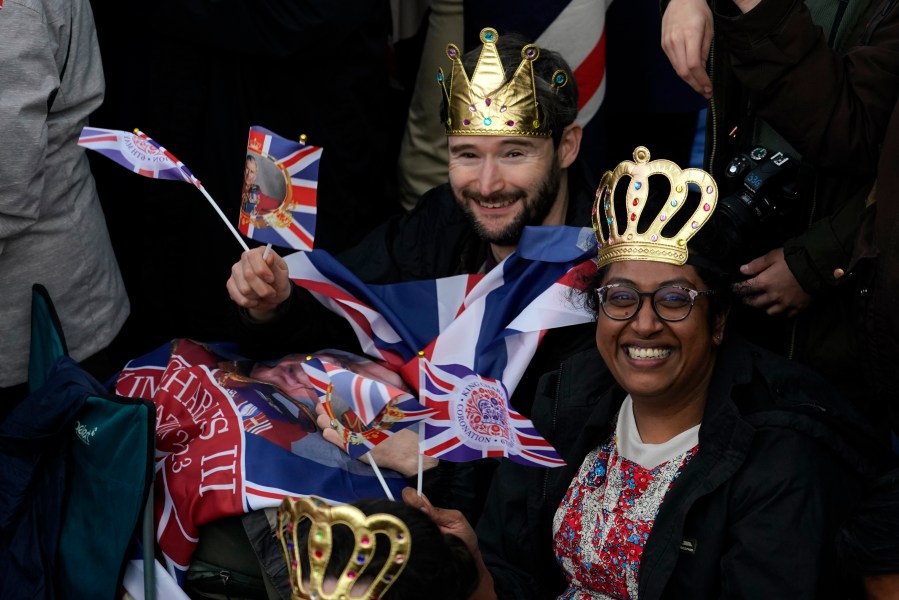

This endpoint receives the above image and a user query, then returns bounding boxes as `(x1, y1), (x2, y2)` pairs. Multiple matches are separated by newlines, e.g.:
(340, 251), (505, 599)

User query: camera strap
(828, 0), (851, 47)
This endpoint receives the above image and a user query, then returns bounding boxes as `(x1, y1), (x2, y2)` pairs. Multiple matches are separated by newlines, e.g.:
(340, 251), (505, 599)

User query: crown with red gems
(437, 27), (569, 137)
(593, 147), (719, 268)
(277, 496), (411, 600)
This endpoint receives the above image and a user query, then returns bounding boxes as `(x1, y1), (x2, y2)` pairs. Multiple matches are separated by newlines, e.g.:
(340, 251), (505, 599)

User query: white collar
(615, 395), (700, 470)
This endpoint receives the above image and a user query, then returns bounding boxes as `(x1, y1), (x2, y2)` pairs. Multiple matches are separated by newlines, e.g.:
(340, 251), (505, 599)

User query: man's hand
(226, 246), (291, 322)
(733, 247), (812, 317)
(314, 403), (439, 477)
(661, 0), (714, 99)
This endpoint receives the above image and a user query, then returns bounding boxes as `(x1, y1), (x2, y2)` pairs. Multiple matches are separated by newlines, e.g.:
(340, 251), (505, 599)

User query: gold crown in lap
(438, 27), (568, 137)
(593, 146), (718, 268)
(277, 496), (411, 600)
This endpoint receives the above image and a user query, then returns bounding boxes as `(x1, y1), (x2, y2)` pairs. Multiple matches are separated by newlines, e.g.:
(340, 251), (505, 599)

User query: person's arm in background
(714, 0), (899, 312)
(717, 0), (899, 169)
(660, 0), (715, 99)
(0, 1), (82, 245)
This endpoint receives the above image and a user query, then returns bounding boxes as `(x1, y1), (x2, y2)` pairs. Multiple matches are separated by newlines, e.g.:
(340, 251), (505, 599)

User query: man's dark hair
(460, 32), (579, 147)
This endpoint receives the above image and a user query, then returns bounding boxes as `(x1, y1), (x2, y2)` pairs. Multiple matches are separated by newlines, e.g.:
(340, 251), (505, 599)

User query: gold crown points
(249, 138), (263, 152)
(593, 146), (718, 268)
(438, 27), (550, 137)
(277, 496), (411, 600)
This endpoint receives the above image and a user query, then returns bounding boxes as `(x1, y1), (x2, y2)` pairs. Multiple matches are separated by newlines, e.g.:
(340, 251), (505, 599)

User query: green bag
(28, 284), (155, 599)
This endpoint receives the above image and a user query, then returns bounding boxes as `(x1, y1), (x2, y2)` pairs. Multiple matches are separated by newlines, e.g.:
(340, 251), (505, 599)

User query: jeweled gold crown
(593, 147), (718, 268)
(437, 27), (568, 137)
(277, 496), (411, 600)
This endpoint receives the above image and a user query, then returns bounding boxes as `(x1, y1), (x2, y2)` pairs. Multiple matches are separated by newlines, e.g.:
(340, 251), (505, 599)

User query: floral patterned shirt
(552, 401), (698, 599)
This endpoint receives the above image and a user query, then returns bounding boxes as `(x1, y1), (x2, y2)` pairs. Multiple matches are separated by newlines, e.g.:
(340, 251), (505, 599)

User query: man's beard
(458, 157), (562, 246)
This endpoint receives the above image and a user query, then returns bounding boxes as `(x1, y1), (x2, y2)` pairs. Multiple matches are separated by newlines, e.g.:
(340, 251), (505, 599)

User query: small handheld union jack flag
(301, 356), (434, 459)
(418, 360), (565, 467)
(239, 126), (322, 251)
(77, 126), (249, 251)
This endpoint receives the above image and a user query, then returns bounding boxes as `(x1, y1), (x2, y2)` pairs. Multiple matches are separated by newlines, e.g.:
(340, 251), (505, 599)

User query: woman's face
(595, 260), (726, 405)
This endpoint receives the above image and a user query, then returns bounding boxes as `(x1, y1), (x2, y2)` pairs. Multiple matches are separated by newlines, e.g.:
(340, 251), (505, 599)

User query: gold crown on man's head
(593, 147), (718, 268)
(437, 27), (569, 137)
(277, 496), (411, 600)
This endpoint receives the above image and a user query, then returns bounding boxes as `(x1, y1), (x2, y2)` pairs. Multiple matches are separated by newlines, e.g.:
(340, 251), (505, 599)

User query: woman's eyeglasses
(596, 284), (715, 322)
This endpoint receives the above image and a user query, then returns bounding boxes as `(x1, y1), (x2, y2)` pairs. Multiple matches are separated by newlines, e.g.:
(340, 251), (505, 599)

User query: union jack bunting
(418, 360), (565, 467)
(77, 127), (200, 188)
(300, 356), (435, 459)
(238, 126), (322, 251)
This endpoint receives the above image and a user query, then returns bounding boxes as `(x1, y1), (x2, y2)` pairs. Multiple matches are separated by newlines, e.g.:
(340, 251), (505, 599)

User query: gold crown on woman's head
(276, 496), (411, 600)
(438, 27), (569, 137)
(593, 147), (719, 268)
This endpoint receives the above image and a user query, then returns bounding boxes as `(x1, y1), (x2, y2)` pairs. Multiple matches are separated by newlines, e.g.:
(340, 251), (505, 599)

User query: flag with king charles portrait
(239, 125), (322, 251)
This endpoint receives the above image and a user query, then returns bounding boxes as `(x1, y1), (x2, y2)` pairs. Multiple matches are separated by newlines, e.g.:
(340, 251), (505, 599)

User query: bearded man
(226, 27), (605, 522)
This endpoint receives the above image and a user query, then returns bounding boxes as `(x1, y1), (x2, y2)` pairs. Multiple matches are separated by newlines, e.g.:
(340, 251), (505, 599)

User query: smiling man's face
(447, 135), (562, 246)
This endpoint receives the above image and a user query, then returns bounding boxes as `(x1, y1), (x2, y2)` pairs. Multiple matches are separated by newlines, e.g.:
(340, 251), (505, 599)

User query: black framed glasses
(596, 284), (715, 322)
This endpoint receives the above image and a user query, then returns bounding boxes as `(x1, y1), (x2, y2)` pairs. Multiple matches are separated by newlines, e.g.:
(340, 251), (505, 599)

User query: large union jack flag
(418, 360), (565, 466)
(238, 126), (322, 251)
(284, 225), (597, 396)
(283, 225), (597, 467)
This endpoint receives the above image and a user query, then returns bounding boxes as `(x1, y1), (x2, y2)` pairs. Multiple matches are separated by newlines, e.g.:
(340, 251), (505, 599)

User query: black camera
(716, 145), (801, 263)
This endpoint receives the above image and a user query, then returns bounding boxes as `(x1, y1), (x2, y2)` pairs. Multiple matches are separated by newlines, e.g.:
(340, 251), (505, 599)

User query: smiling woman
(409, 147), (890, 600)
